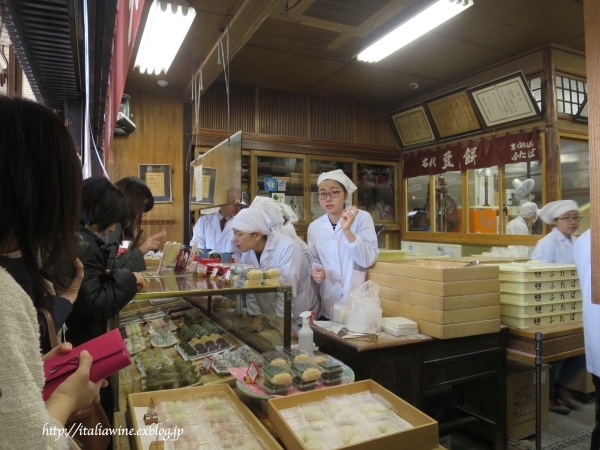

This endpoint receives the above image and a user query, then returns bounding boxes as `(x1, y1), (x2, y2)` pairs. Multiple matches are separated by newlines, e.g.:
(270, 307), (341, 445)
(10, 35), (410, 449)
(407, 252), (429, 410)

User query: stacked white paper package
(381, 317), (418, 336)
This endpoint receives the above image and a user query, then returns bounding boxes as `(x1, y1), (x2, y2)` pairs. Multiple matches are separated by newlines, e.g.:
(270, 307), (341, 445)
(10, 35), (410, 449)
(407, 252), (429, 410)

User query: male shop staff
(190, 203), (242, 253)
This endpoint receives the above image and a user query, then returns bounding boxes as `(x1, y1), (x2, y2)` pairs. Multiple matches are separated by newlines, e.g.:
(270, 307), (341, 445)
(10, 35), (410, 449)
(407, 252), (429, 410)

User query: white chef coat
(240, 231), (319, 329)
(190, 212), (236, 253)
(530, 226), (577, 264)
(307, 209), (379, 319)
(574, 230), (600, 376)
(282, 222), (309, 258)
(506, 215), (529, 235)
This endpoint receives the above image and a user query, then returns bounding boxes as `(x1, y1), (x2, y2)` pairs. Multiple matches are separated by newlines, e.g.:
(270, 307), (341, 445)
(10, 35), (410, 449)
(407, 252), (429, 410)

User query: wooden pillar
(585, 0), (600, 303)
(541, 47), (560, 202)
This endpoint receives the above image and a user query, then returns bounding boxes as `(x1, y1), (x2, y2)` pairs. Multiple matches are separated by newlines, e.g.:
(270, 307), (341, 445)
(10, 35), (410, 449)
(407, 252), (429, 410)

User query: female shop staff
(308, 170), (379, 319)
(531, 199), (582, 415)
(506, 202), (538, 235)
(231, 208), (318, 332)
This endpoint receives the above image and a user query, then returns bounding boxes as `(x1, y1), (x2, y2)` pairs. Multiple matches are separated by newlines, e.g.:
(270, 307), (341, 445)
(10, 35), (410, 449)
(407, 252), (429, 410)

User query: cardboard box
(455, 358), (549, 440)
(379, 287), (500, 310)
(369, 260), (498, 282)
(127, 384), (283, 450)
(368, 272), (499, 296)
(268, 380), (439, 450)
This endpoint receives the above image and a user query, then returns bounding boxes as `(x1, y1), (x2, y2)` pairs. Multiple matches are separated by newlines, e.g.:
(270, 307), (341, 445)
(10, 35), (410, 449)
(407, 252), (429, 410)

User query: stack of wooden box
(367, 260), (500, 339)
(498, 262), (582, 329)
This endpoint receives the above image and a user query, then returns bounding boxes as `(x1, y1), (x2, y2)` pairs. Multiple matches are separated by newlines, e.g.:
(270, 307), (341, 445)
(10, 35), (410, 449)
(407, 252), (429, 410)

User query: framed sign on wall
(138, 164), (172, 203)
(389, 104), (437, 149)
(425, 87), (482, 140)
(468, 71), (542, 129)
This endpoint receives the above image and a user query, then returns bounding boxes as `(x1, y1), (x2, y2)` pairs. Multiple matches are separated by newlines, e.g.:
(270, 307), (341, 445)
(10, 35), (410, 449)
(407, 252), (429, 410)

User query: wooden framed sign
(389, 104), (437, 149)
(425, 87), (482, 140)
(138, 164), (172, 203)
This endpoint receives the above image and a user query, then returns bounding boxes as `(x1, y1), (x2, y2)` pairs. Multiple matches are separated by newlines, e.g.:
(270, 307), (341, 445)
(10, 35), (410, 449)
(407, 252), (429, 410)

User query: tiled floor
(448, 394), (595, 450)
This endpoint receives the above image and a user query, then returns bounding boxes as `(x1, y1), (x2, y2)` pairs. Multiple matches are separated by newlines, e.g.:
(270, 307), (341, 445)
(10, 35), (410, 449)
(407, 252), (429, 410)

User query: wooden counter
(506, 322), (584, 363)
(312, 325), (508, 450)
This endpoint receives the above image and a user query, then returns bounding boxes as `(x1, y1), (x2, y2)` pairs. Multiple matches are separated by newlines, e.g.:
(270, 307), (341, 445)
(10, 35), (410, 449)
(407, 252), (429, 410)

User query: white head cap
(250, 196), (284, 232)
(316, 169), (357, 198)
(278, 203), (298, 224)
(519, 202), (538, 218)
(537, 200), (579, 224)
(230, 208), (270, 235)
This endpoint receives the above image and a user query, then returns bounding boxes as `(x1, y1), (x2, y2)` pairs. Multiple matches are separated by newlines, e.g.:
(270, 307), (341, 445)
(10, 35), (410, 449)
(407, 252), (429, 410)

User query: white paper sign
(194, 164), (203, 201)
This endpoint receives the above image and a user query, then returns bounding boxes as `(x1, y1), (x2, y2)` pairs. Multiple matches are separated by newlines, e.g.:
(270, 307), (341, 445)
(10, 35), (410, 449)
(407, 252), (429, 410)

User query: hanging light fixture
(134, 0), (196, 75)
(357, 0), (474, 63)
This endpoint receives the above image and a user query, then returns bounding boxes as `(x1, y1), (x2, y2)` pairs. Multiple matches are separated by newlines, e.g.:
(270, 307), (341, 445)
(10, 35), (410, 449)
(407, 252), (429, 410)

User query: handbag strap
(40, 308), (58, 349)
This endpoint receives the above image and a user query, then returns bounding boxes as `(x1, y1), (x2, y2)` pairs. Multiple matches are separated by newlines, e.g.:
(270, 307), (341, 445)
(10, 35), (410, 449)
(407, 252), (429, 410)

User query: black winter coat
(65, 226), (138, 346)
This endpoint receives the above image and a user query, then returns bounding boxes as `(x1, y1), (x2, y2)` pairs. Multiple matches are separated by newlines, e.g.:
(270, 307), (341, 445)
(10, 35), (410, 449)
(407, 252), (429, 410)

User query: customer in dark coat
(66, 177), (146, 347)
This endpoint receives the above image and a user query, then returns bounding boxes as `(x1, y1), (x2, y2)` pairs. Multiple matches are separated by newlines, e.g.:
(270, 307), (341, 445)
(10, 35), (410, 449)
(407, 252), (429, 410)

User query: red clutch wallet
(42, 328), (131, 401)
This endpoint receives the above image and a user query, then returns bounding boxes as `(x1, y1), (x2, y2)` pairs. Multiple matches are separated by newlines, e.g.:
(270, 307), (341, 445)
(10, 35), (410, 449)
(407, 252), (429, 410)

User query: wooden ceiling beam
(180, 0), (282, 101)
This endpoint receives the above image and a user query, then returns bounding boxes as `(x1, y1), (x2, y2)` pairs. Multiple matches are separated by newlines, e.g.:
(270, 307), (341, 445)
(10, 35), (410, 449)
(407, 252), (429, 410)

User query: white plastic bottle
(298, 311), (314, 355)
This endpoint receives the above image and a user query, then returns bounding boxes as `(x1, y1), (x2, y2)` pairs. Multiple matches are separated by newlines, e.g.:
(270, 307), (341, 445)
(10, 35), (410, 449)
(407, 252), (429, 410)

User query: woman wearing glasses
(531, 199), (583, 416)
(307, 169), (379, 319)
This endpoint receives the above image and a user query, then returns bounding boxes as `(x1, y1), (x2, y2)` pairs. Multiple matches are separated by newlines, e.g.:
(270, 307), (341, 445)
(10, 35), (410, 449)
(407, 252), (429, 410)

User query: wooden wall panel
(356, 99), (397, 148)
(311, 95), (353, 142)
(199, 82), (255, 133)
(107, 85), (185, 244)
(258, 87), (308, 138)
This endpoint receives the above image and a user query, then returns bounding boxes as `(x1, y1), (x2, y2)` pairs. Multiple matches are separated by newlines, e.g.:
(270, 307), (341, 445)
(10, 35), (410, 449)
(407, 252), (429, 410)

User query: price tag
(211, 267), (219, 278)
(201, 356), (213, 374)
(244, 361), (259, 384)
(224, 268), (232, 282)
(197, 264), (208, 276)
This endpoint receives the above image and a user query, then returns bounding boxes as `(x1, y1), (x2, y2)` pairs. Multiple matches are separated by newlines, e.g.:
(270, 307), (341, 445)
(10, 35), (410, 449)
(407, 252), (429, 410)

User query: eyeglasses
(317, 190), (342, 200)
(556, 215), (583, 222)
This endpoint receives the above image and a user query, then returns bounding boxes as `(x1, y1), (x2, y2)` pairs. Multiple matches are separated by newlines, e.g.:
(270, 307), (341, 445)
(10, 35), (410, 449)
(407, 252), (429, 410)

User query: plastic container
(501, 300), (581, 317)
(293, 377), (318, 392)
(290, 361), (322, 382)
(257, 377), (290, 395)
(298, 311), (314, 355)
(261, 364), (293, 386)
(501, 311), (582, 329)
(311, 355), (343, 378)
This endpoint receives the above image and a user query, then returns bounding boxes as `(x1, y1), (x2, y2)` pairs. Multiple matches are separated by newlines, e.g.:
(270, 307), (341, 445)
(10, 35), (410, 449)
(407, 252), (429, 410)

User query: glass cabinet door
(309, 157), (354, 221)
(253, 152), (307, 223)
(356, 162), (397, 222)
(406, 175), (430, 232)
(467, 166), (500, 234)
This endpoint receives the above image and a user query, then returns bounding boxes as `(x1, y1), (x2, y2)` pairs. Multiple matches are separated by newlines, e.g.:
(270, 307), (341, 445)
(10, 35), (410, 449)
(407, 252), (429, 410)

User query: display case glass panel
(255, 154), (306, 222)
(406, 175), (430, 232)
(357, 162), (396, 222)
(503, 160), (543, 235)
(467, 166), (499, 234)
(434, 172), (462, 233)
(560, 136), (590, 233)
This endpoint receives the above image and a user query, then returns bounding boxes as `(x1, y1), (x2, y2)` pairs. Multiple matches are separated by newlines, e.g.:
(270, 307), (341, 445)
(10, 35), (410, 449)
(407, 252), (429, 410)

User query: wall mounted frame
(468, 71), (542, 129)
(389, 104), (437, 149)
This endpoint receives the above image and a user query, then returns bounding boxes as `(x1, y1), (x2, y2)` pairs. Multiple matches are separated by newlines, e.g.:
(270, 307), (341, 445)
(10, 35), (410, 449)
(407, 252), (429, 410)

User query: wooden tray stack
(498, 262), (582, 329)
(367, 260), (500, 339)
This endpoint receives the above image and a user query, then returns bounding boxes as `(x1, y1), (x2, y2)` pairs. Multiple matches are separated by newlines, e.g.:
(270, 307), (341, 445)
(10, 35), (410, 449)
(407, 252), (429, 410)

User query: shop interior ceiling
(126, 0), (585, 103)
(0, 0), (585, 126)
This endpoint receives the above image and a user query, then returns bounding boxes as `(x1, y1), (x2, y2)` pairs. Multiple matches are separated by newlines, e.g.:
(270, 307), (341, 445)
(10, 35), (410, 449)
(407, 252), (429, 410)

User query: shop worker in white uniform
(308, 169), (379, 319)
(573, 230), (600, 448)
(251, 196), (310, 257)
(190, 203), (242, 253)
(531, 199), (583, 415)
(231, 207), (319, 333)
(506, 202), (538, 235)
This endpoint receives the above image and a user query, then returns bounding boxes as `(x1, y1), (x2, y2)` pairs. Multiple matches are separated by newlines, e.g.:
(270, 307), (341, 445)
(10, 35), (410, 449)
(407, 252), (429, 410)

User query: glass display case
(253, 151), (306, 223)
(503, 160), (543, 235)
(130, 272), (293, 353)
(467, 166), (499, 234)
(356, 162), (396, 223)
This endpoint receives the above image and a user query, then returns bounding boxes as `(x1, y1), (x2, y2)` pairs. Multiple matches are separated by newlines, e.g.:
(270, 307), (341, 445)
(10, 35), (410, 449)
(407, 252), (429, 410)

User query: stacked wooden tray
(498, 262), (582, 329)
(367, 260), (500, 339)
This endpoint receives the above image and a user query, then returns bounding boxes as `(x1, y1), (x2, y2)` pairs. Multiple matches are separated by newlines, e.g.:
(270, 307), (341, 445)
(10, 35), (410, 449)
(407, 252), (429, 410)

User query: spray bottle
(298, 311), (314, 355)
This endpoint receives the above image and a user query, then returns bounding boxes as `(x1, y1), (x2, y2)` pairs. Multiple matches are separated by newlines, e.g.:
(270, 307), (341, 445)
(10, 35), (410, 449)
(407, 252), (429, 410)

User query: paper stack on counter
(381, 317), (419, 336)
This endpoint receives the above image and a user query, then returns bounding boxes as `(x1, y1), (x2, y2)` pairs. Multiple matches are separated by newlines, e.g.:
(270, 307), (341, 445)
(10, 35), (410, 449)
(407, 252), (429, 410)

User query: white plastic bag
(346, 281), (382, 333)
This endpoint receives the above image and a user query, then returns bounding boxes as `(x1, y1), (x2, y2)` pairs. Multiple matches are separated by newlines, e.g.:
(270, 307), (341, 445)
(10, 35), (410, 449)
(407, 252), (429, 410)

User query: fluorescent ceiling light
(134, 0), (196, 75)
(357, 0), (474, 63)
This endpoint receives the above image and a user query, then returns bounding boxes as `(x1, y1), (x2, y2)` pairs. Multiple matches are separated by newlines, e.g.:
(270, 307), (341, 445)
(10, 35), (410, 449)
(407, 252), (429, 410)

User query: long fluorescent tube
(134, 0), (196, 75)
(357, 0), (474, 63)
